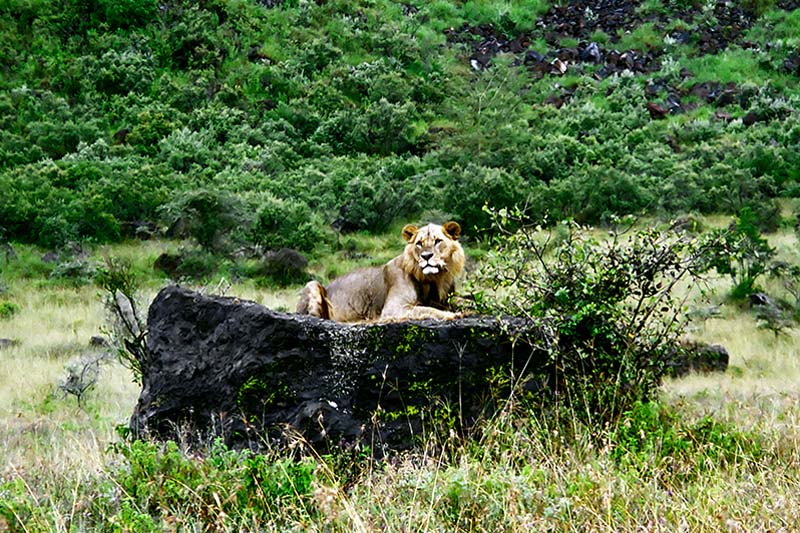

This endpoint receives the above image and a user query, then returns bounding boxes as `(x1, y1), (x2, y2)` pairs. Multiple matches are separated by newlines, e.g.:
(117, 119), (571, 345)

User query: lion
(296, 221), (466, 322)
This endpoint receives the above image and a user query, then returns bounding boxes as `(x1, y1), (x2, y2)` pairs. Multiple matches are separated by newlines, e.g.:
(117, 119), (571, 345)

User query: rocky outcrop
(131, 286), (547, 454)
(131, 286), (729, 454)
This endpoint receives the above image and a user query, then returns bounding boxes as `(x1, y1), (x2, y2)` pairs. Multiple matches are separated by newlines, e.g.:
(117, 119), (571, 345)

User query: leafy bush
(312, 99), (420, 156)
(81, 47), (156, 95)
(98, 0), (159, 29)
(0, 301), (19, 319)
(96, 256), (147, 383)
(161, 189), (248, 253)
(49, 256), (98, 286)
(109, 439), (317, 526)
(254, 248), (311, 288)
(611, 401), (763, 480)
(443, 164), (527, 232)
(466, 212), (706, 425)
(251, 196), (325, 253)
(700, 207), (776, 299)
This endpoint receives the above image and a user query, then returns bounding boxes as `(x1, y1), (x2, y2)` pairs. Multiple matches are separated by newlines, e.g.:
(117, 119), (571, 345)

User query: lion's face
(402, 221), (465, 280)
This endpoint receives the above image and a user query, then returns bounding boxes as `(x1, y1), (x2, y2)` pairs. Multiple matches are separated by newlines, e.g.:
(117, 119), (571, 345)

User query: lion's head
(401, 221), (466, 284)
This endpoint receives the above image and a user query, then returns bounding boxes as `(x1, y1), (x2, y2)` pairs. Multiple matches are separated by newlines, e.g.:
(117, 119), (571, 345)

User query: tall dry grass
(1, 227), (800, 530)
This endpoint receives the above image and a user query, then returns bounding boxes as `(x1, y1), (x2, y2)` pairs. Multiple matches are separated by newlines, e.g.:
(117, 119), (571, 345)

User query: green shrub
(161, 189), (248, 253)
(312, 99), (420, 156)
(96, 256), (147, 382)
(81, 47), (156, 95)
(251, 196), (325, 253)
(699, 207), (776, 300)
(174, 249), (219, 280)
(467, 213), (706, 426)
(49, 257), (97, 286)
(108, 439), (317, 526)
(444, 164), (527, 232)
(0, 301), (20, 319)
(98, 0), (158, 29)
(611, 401), (763, 480)
(550, 168), (654, 224)
(127, 107), (182, 156)
(158, 127), (216, 173)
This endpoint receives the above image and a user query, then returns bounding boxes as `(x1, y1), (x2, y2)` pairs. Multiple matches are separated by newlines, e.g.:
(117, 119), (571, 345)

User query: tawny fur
(296, 222), (466, 322)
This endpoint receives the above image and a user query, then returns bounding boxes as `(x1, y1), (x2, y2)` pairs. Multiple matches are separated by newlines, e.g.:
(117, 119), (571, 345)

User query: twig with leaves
(96, 257), (148, 384)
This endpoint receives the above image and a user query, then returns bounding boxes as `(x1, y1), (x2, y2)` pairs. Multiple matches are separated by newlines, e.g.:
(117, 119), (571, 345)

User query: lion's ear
(402, 224), (419, 243)
(442, 221), (461, 240)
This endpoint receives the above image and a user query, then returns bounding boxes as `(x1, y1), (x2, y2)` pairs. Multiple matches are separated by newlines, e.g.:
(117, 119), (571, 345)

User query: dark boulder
(666, 341), (730, 377)
(131, 286), (547, 453)
(153, 252), (183, 278)
(0, 338), (20, 350)
(131, 287), (730, 453)
(259, 248), (310, 287)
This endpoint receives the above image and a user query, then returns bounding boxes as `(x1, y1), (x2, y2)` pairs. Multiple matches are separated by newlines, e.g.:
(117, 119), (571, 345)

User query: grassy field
(1, 228), (800, 531)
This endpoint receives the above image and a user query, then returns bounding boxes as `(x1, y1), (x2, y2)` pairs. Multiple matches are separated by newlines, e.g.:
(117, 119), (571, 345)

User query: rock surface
(131, 286), (546, 453)
(131, 286), (729, 453)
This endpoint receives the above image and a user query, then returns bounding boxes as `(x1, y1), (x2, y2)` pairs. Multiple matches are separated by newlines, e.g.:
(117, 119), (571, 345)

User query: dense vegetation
(3, 1), (800, 530)
(2, 0), (800, 253)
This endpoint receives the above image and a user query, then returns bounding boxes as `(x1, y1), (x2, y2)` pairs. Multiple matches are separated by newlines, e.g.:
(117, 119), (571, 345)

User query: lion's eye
(434, 239), (442, 246)
(415, 242), (422, 249)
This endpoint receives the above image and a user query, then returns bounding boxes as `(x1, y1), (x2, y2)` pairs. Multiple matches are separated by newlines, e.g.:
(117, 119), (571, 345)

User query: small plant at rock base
(610, 401), (764, 481)
(465, 210), (708, 427)
(107, 438), (318, 527)
(95, 257), (148, 383)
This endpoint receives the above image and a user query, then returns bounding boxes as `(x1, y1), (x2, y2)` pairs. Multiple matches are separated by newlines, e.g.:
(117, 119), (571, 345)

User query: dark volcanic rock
(667, 341), (730, 377)
(0, 338), (20, 350)
(646, 101), (669, 119)
(259, 248), (310, 286)
(132, 287), (730, 453)
(131, 286), (547, 453)
(153, 252), (183, 278)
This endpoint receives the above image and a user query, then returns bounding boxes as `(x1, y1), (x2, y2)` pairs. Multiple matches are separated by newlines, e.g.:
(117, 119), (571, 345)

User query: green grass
(615, 22), (664, 51)
(680, 47), (786, 86)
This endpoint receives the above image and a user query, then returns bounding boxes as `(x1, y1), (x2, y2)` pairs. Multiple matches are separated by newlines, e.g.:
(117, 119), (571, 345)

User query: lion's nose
(420, 251), (433, 261)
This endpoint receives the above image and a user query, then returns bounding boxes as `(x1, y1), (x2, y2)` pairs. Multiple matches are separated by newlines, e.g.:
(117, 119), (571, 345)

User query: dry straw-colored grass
(1, 228), (800, 530)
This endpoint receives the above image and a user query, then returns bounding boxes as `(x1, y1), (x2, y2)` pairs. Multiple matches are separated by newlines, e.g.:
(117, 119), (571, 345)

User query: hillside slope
(1, 0), (799, 248)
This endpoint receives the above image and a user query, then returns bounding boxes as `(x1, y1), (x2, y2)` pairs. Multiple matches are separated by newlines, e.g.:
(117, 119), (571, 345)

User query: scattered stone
(90, 335), (108, 347)
(1, 242), (16, 262)
(41, 251), (59, 263)
(742, 111), (763, 127)
(246, 44), (271, 63)
(0, 338), (20, 350)
(260, 248), (310, 286)
(667, 342), (730, 377)
(401, 4), (419, 16)
(750, 292), (778, 308)
(256, 0), (287, 9)
(445, 1), (760, 79)
(580, 42), (603, 64)
(646, 102), (669, 119)
(785, 49), (800, 75)
(715, 110), (733, 122)
(121, 220), (157, 240)
(112, 127), (130, 145)
(688, 81), (738, 105)
(153, 252), (183, 278)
